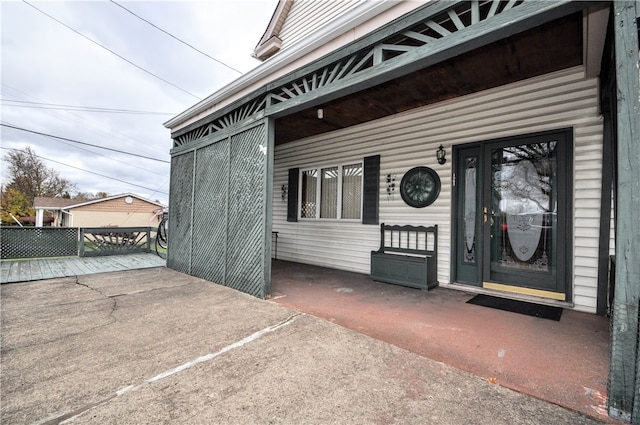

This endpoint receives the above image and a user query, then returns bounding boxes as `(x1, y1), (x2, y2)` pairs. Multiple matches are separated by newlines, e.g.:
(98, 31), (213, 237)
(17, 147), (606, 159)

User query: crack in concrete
(74, 276), (118, 323)
(35, 313), (304, 425)
(2, 278), (119, 353)
(5, 280), (204, 353)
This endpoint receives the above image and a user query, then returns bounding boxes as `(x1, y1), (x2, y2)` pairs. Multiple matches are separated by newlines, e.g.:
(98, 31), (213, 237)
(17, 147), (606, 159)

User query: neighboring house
(164, 1), (638, 419)
(33, 193), (165, 228)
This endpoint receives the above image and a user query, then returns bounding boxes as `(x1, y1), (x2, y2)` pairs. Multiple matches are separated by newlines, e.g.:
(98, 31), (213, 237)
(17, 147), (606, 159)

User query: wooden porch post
(608, 1), (640, 422)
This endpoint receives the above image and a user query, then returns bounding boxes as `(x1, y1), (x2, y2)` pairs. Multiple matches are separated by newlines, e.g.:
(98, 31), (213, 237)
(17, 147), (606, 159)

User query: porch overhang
(169, 0), (594, 152)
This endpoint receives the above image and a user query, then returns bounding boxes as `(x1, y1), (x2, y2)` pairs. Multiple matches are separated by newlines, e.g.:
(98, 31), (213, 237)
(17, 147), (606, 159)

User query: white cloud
(1, 0), (278, 206)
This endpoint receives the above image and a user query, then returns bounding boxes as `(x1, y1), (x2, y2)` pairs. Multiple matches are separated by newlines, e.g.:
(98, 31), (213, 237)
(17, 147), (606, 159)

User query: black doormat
(466, 294), (563, 321)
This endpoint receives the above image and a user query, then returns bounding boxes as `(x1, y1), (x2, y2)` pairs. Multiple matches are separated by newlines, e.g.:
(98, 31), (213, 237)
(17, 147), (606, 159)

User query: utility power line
(1, 83), (173, 155)
(22, 0), (202, 101)
(110, 0), (243, 75)
(45, 133), (169, 178)
(0, 146), (169, 195)
(1, 123), (170, 164)
(1, 99), (175, 116)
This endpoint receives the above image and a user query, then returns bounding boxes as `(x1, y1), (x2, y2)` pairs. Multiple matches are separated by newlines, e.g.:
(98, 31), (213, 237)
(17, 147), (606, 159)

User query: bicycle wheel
(155, 217), (168, 258)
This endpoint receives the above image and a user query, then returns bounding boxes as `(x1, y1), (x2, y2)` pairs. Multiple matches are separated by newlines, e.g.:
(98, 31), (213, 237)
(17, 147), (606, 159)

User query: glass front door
(454, 130), (571, 299)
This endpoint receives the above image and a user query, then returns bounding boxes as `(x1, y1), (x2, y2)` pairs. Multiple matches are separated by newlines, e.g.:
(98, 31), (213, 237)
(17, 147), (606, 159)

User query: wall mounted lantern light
(436, 144), (447, 165)
(317, 107), (324, 119)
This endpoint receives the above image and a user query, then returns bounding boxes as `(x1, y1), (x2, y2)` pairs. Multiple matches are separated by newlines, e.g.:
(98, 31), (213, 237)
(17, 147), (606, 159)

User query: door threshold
(442, 282), (574, 309)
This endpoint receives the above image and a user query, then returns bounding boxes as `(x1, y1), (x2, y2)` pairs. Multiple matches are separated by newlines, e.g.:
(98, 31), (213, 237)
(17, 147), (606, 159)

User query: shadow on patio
(270, 260), (612, 423)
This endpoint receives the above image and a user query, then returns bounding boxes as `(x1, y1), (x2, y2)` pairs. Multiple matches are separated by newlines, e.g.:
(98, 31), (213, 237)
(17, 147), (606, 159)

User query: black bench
(370, 223), (438, 290)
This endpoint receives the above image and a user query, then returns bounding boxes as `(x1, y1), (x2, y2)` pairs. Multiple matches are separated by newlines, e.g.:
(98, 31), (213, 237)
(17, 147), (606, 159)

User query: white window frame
(298, 160), (364, 221)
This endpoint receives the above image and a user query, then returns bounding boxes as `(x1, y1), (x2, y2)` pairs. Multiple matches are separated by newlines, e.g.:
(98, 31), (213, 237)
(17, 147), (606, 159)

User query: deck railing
(80, 227), (151, 257)
(0, 227), (78, 259)
(0, 226), (153, 259)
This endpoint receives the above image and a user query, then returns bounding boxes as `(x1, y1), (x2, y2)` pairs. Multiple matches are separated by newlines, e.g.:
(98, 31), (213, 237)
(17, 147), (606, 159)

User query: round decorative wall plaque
(399, 166), (441, 208)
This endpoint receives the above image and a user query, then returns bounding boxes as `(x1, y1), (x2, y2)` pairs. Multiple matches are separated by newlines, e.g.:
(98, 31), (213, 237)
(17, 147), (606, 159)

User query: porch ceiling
(274, 12), (582, 145)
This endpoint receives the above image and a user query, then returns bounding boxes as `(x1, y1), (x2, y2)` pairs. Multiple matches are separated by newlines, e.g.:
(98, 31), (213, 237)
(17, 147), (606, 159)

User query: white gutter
(164, 0), (400, 130)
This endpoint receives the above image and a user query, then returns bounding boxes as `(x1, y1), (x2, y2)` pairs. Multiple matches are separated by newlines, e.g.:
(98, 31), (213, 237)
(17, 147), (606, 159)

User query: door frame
(451, 128), (574, 302)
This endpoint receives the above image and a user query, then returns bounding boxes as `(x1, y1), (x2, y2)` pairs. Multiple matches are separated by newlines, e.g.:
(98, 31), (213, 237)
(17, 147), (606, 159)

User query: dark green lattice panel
(167, 152), (194, 273)
(608, 299), (638, 422)
(192, 140), (229, 284)
(0, 227), (78, 259)
(226, 124), (267, 298)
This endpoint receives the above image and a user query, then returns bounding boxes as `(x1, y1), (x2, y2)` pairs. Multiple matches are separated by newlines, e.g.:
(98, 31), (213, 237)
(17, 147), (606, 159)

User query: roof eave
(163, 0), (397, 131)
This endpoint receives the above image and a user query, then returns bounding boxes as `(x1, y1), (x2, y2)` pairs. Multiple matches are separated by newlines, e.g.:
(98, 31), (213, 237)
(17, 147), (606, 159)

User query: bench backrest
(376, 223), (437, 256)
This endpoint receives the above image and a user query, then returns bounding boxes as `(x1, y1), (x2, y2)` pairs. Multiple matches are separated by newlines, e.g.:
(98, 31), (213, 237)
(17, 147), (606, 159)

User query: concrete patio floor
(270, 260), (613, 423)
(1, 266), (611, 424)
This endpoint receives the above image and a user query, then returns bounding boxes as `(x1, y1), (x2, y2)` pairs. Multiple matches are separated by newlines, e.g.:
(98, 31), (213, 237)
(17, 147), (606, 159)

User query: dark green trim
(171, 88), (267, 140)
(265, 1), (590, 119)
(362, 155), (380, 224)
(263, 117), (275, 296)
(597, 111), (614, 316)
(597, 14), (616, 316)
(287, 168), (299, 222)
(264, 1), (460, 92)
(608, 1), (640, 421)
(171, 1), (592, 144)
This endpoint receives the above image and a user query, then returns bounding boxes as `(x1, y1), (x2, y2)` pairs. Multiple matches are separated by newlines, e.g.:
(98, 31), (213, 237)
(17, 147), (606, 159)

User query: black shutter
(362, 155), (380, 224)
(287, 168), (299, 222)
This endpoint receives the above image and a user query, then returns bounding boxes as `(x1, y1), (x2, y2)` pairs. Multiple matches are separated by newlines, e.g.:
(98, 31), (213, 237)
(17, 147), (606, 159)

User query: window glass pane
(342, 163), (362, 219)
(301, 169), (317, 218)
(321, 167), (338, 218)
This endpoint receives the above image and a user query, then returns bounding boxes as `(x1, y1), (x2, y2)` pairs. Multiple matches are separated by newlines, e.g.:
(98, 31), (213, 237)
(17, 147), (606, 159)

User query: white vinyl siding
(273, 66), (604, 313)
(279, 0), (363, 52)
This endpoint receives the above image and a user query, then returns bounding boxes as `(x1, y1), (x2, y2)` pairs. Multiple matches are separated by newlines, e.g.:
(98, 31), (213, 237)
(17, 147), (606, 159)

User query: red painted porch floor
(270, 260), (615, 423)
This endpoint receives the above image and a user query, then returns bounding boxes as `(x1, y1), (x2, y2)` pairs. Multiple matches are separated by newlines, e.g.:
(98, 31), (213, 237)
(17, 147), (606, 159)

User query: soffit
(274, 12), (583, 145)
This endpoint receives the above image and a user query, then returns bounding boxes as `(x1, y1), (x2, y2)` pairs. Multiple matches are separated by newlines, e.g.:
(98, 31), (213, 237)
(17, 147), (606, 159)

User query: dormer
(253, 0), (292, 61)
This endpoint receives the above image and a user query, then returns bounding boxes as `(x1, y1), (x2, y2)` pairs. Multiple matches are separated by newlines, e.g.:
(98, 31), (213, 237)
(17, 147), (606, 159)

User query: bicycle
(155, 216), (168, 258)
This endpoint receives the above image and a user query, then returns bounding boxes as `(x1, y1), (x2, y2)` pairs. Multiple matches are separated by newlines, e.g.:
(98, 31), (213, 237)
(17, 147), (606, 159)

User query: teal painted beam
(264, 1), (589, 119)
(608, 1), (640, 422)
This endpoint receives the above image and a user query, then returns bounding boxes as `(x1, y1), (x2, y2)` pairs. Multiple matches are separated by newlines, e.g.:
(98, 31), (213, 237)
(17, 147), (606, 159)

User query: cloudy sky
(1, 0), (279, 205)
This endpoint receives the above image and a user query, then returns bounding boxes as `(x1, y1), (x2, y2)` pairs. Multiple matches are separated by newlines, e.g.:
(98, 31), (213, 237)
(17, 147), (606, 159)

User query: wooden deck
(0, 253), (166, 284)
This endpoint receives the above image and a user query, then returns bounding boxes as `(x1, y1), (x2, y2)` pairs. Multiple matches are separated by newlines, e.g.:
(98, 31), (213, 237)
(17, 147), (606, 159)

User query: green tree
(0, 187), (32, 224)
(2, 147), (77, 218)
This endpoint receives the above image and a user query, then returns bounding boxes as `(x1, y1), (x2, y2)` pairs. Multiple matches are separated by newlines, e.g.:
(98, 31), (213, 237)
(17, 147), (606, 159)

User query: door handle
(483, 207), (488, 223)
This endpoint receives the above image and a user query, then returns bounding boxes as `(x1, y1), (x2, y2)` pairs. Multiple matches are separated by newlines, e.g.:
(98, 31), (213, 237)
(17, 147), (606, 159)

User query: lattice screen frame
(167, 118), (273, 298)
(0, 227), (78, 259)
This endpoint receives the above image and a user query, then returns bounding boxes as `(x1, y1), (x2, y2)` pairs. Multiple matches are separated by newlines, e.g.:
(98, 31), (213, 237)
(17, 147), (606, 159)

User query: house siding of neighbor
(34, 194), (164, 228)
(66, 196), (163, 228)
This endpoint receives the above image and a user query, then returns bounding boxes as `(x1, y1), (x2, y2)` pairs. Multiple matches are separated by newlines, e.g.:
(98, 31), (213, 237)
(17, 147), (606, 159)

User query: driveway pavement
(1, 267), (605, 424)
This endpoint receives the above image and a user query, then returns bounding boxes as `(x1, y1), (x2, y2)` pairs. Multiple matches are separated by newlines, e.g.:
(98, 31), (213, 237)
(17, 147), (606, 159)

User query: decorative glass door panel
(455, 147), (481, 285)
(487, 141), (559, 290)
